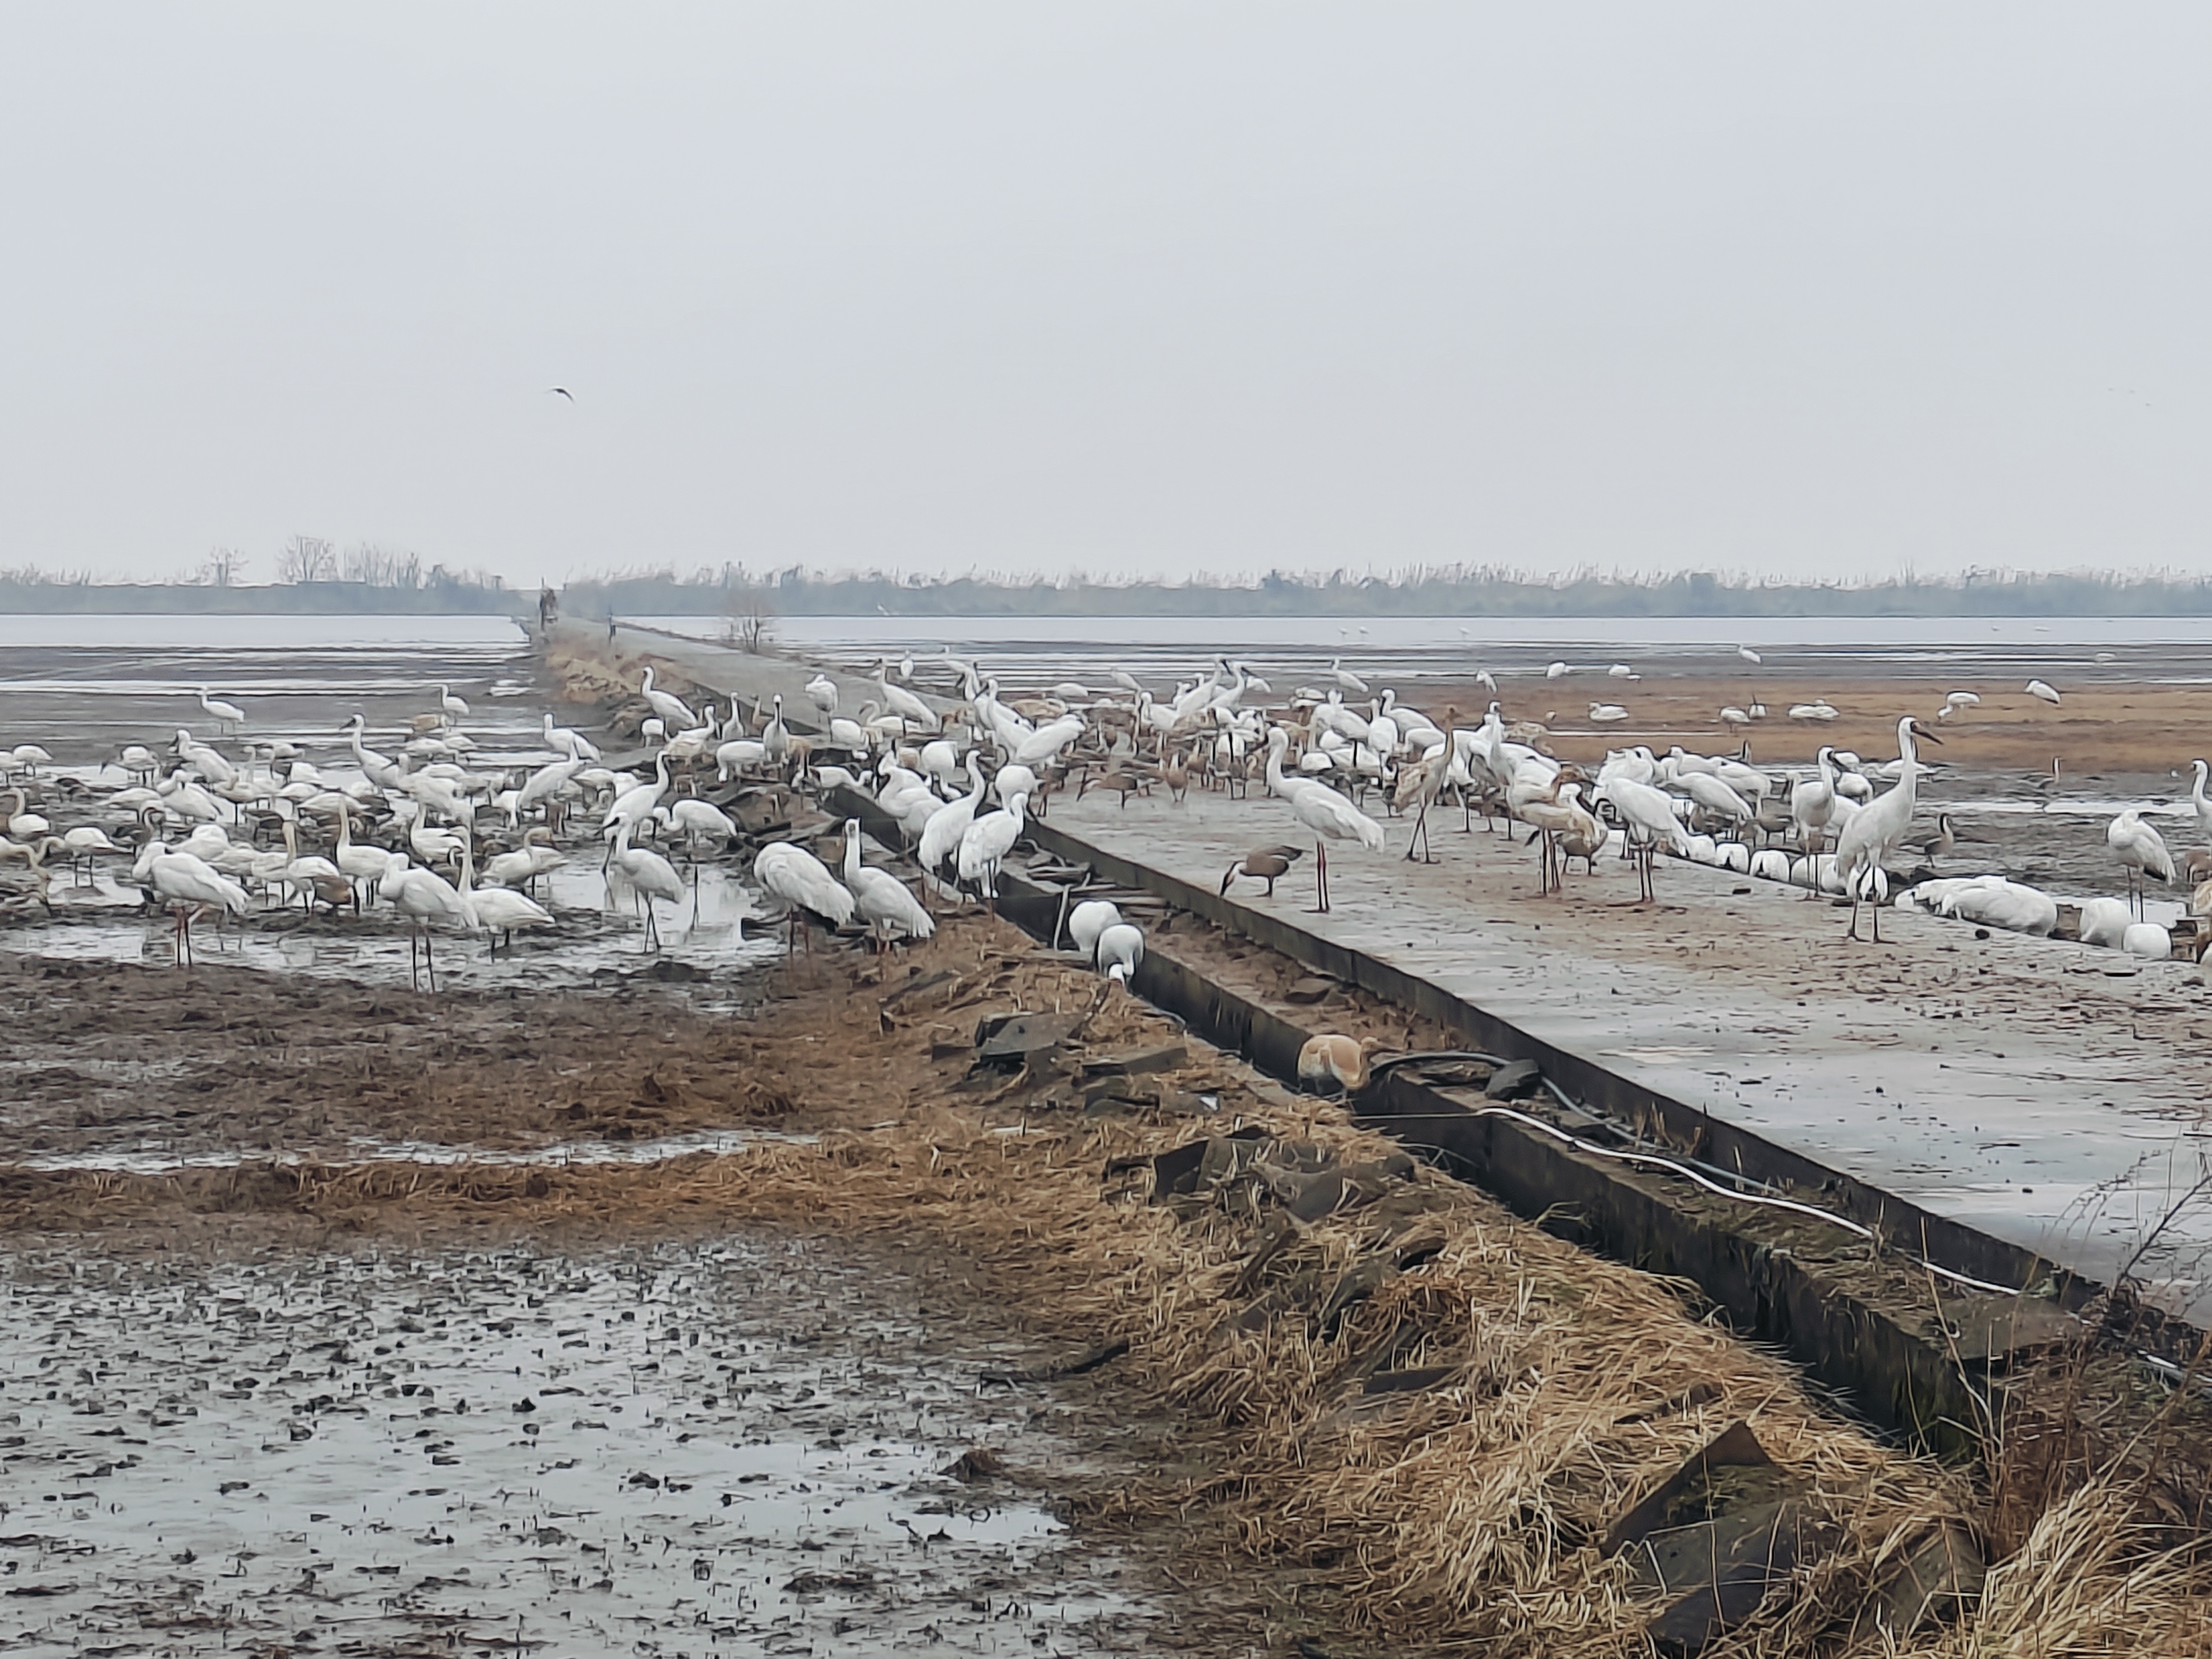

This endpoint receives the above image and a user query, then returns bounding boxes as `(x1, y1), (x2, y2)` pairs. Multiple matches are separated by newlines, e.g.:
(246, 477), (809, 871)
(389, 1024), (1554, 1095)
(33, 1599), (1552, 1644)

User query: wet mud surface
(0, 1235), (1148, 1657)
(0, 952), (869, 1169)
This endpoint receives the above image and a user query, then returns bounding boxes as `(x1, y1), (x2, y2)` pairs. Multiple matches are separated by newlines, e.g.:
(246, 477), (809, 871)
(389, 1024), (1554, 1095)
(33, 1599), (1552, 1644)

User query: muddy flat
(0, 1234), (1143, 1657)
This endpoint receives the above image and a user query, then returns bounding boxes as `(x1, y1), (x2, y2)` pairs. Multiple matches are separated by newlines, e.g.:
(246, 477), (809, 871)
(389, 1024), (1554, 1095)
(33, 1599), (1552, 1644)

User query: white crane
(1787, 752), (1840, 858)
(1264, 729), (1384, 913)
(916, 754), (988, 891)
(1681, 771), (1755, 826)
(2026, 679), (2062, 706)
(2190, 760), (2212, 848)
(173, 727), (237, 788)
(753, 839), (855, 950)
(1599, 775), (1689, 902)
(598, 750), (671, 866)
(805, 673), (839, 716)
(1013, 714), (1084, 768)
(609, 821), (687, 949)
(638, 666), (698, 732)
(379, 856), (469, 989)
(842, 819), (934, 950)
(1327, 658), (1368, 694)
(1833, 716), (1941, 942)
(1065, 899), (1122, 958)
(197, 686), (245, 733)
(434, 683), (470, 723)
(875, 666), (940, 733)
(1096, 921), (1144, 984)
(542, 712), (602, 761)
(654, 798), (738, 861)
(482, 827), (565, 896)
(956, 791), (1029, 903)
(144, 842), (249, 967)
(763, 694), (791, 773)
(274, 820), (345, 912)
(2107, 808), (2174, 919)
(457, 838), (553, 957)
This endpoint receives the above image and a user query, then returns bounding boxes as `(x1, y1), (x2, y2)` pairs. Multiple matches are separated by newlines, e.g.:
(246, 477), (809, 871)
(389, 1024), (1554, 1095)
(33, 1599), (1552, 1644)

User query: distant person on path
(538, 586), (557, 630)
(608, 616), (618, 642)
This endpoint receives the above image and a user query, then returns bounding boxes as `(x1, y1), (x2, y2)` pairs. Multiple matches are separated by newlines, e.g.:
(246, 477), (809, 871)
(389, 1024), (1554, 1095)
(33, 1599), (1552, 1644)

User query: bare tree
(277, 535), (337, 584)
(198, 547), (245, 587)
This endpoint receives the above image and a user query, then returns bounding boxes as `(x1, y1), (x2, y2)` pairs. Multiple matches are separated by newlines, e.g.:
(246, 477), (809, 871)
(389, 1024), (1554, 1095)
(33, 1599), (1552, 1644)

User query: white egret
(198, 687), (245, 732)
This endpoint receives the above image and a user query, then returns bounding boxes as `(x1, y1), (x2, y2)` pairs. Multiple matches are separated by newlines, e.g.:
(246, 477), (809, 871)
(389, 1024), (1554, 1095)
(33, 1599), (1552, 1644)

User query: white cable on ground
(1365, 1051), (2022, 1299)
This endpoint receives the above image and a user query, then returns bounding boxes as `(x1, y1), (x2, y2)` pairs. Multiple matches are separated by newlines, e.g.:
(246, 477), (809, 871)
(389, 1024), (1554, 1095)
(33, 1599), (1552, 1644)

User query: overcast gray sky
(2, 5), (2208, 586)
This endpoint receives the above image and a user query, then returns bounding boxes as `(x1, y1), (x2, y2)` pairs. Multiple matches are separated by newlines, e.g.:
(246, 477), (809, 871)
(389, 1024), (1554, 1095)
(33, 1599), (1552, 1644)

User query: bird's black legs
(1310, 841), (1330, 913)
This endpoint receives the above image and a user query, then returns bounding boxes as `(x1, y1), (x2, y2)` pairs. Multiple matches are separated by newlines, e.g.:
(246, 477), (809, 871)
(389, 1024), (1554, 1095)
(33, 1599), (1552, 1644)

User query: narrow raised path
(1037, 787), (2212, 1318)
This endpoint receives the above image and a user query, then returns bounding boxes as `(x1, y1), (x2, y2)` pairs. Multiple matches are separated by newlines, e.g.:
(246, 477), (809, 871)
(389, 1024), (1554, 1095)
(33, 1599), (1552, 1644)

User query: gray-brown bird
(1219, 844), (1305, 897)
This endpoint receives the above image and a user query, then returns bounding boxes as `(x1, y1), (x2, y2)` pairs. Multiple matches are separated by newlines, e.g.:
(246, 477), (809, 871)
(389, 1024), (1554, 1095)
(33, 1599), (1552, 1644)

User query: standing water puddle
(8, 1128), (815, 1175)
(0, 1238), (1149, 1655)
(8, 859), (784, 996)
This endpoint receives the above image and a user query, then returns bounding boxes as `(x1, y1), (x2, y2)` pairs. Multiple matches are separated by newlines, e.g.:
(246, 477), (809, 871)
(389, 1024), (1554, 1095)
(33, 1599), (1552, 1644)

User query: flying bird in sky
(547, 387), (575, 402)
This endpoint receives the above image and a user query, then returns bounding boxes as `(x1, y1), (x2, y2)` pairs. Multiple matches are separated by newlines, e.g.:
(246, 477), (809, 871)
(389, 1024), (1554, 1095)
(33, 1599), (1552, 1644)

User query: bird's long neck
(844, 830), (861, 882)
(1896, 721), (1923, 787)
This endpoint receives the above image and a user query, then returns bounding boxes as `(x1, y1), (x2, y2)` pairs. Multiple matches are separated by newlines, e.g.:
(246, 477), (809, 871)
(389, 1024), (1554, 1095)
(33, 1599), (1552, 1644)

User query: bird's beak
(1219, 865), (1236, 894)
(1913, 721), (1944, 745)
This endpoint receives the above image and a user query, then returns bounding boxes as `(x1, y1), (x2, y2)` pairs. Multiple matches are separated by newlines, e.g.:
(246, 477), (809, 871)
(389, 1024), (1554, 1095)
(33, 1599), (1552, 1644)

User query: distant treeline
(12, 561), (2212, 617)
(0, 537), (516, 614)
(0, 575), (516, 616)
(563, 564), (2212, 618)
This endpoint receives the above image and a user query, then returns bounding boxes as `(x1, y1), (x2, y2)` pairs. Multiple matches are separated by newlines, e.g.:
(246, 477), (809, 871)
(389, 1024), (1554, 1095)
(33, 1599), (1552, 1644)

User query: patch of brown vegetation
(1417, 673), (2205, 776)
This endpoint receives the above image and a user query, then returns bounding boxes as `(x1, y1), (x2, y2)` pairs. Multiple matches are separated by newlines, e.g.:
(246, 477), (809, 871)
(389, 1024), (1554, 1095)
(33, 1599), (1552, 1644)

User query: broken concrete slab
(1640, 1500), (1818, 1655)
(1485, 1057), (1544, 1100)
(1081, 1042), (1187, 1077)
(1285, 976), (1338, 1004)
(1601, 1420), (1820, 1654)
(1857, 1518), (1986, 1639)
(974, 1011), (1085, 1067)
(1941, 1296), (2080, 1365)
(1601, 1419), (1796, 1556)
(1362, 1363), (1466, 1397)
